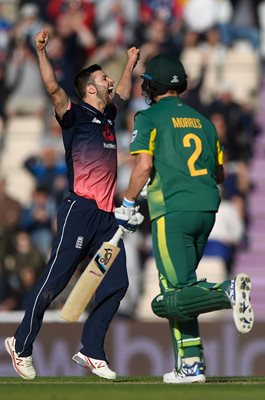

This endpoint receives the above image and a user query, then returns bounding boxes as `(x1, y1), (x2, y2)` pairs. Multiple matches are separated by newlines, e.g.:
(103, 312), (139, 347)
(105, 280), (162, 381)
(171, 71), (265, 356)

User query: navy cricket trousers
(14, 193), (128, 360)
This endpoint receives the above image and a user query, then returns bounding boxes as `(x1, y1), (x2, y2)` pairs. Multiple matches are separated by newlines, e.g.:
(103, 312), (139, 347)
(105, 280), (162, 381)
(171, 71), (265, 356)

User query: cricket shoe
(227, 273), (254, 334)
(5, 336), (36, 380)
(72, 352), (116, 380)
(163, 362), (206, 384)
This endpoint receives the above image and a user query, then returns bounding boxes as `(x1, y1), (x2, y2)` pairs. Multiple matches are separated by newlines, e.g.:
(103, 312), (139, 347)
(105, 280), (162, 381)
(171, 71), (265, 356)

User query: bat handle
(109, 226), (125, 246)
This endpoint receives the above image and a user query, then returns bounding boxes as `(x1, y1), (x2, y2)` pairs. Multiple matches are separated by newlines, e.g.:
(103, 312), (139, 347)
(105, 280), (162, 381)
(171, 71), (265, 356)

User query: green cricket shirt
(130, 96), (222, 220)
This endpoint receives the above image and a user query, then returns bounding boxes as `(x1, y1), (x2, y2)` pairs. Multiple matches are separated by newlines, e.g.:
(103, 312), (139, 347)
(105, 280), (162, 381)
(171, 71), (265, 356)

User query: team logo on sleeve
(130, 130), (138, 143)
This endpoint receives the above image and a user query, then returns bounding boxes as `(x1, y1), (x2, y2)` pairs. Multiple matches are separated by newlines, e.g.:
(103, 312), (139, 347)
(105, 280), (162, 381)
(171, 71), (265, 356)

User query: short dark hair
(74, 64), (102, 99)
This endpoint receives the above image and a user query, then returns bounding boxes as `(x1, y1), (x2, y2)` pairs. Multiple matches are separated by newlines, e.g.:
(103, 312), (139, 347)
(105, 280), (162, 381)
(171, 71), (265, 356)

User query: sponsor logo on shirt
(103, 143), (116, 149)
(92, 117), (101, 124)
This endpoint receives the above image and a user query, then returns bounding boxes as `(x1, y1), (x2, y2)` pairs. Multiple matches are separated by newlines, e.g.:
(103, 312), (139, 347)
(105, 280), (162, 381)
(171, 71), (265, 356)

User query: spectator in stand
(180, 30), (203, 89)
(24, 145), (68, 205)
(13, 3), (46, 52)
(207, 87), (258, 163)
(198, 27), (229, 104)
(0, 176), (22, 262)
(52, 11), (96, 94)
(133, 17), (182, 79)
(212, 111), (240, 163)
(0, 64), (9, 135)
(19, 186), (57, 259)
(47, 0), (96, 59)
(218, 0), (261, 50)
(47, 0), (95, 31)
(127, 76), (150, 113)
(40, 114), (65, 156)
(138, 1), (185, 53)
(2, 230), (45, 310)
(94, 0), (139, 46)
(0, 3), (13, 64)
(210, 111), (251, 248)
(0, 6), (14, 129)
(0, 176), (22, 232)
(0, 261), (18, 311)
(180, 31), (208, 114)
(183, 0), (233, 34)
(18, 0), (52, 23)
(45, 33), (77, 100)
(16, 265), (40, 310)
(140, 0), (182, 25)
(4, 40), (47, 117)
(203, 190), (245, 276)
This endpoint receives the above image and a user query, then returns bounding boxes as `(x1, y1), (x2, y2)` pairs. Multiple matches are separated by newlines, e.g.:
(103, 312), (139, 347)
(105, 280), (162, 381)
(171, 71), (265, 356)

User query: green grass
(0, 376), (265, 400)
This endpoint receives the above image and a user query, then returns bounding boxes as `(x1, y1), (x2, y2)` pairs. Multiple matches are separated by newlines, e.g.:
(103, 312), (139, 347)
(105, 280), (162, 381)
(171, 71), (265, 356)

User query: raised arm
(35, 31), (69, 119)
(115, 47), (140, 101)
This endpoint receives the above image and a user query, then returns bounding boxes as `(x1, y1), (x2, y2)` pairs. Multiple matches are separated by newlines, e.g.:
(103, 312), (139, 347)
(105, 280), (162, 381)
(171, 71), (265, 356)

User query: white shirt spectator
(184, 0), (232, 32)
(94, 0), (139, 45)
(208, 199), (244, 245)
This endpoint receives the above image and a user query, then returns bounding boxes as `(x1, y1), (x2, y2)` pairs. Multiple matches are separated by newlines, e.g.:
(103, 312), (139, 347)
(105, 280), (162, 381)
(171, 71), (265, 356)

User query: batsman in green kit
(120, 54), (254, 383)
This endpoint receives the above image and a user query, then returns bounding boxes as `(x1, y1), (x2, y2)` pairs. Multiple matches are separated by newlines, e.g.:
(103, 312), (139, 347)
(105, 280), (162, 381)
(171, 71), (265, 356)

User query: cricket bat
(60, 226), (124, 322)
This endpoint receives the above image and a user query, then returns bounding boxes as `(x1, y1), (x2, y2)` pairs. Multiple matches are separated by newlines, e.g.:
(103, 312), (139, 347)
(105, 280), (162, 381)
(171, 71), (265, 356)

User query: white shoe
(5, 336), (36, 380)
(227, 273), (254, 333)
(163, 362), (206, 384)
(72, 352), (116, 380)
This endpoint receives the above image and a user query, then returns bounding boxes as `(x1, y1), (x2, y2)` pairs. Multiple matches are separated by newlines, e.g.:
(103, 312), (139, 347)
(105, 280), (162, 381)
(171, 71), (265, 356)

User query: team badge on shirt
(75, 236), (84, 249)
(130, 130), (138, 143)
(102, 124), (115, 141)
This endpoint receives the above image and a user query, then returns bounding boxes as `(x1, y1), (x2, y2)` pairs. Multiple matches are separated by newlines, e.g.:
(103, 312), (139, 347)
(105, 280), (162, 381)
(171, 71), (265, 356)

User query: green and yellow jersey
(130, 96), (223, 220)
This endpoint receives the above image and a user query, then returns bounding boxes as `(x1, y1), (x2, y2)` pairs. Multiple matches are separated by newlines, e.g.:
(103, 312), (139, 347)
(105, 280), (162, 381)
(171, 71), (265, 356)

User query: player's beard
(94, 83), (112, 106)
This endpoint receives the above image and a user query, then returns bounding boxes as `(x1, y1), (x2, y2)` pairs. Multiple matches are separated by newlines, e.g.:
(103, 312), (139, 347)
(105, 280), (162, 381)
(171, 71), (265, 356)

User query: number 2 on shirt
(183, 133), (208, 177)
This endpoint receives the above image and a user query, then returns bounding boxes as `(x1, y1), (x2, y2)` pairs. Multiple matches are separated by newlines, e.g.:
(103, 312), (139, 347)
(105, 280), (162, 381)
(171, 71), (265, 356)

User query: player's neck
(83, 97), (106, 114)
(155, 92), (178, 102)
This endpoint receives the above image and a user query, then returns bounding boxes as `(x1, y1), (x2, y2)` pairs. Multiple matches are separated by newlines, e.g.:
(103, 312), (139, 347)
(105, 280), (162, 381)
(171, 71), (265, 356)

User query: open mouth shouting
(108, 86), (114, 100)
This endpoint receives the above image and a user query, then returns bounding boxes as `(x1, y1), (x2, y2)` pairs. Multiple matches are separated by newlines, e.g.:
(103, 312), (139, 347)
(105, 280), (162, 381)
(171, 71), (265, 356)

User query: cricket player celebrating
(121, 54), (254, 383)
(5, 31), (143, 380)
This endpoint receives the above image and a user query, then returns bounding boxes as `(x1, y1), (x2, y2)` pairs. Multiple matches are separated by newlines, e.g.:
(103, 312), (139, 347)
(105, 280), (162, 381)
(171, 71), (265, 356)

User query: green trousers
(151, 211), (230, 368)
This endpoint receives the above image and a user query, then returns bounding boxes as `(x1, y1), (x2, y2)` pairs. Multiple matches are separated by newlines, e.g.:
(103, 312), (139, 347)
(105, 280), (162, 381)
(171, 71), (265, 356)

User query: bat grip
(109, 226), (125, 246)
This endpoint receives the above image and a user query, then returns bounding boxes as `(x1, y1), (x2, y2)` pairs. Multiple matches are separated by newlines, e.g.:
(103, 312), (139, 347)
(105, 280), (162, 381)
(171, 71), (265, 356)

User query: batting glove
(114, 198), (144, 233)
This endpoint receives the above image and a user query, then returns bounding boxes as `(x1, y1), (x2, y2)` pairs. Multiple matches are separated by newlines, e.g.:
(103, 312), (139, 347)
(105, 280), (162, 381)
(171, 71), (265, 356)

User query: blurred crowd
(0, 0), (264, 318)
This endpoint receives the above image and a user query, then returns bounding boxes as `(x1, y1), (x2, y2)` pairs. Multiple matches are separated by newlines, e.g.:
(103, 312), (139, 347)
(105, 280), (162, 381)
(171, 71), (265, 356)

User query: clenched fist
(35, 31), (49, 51)
(127, 47), (140, 69)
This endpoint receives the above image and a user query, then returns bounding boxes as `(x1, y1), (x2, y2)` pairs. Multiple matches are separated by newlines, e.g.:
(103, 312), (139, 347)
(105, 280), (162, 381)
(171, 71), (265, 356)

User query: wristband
(122, 197), (135, 207)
